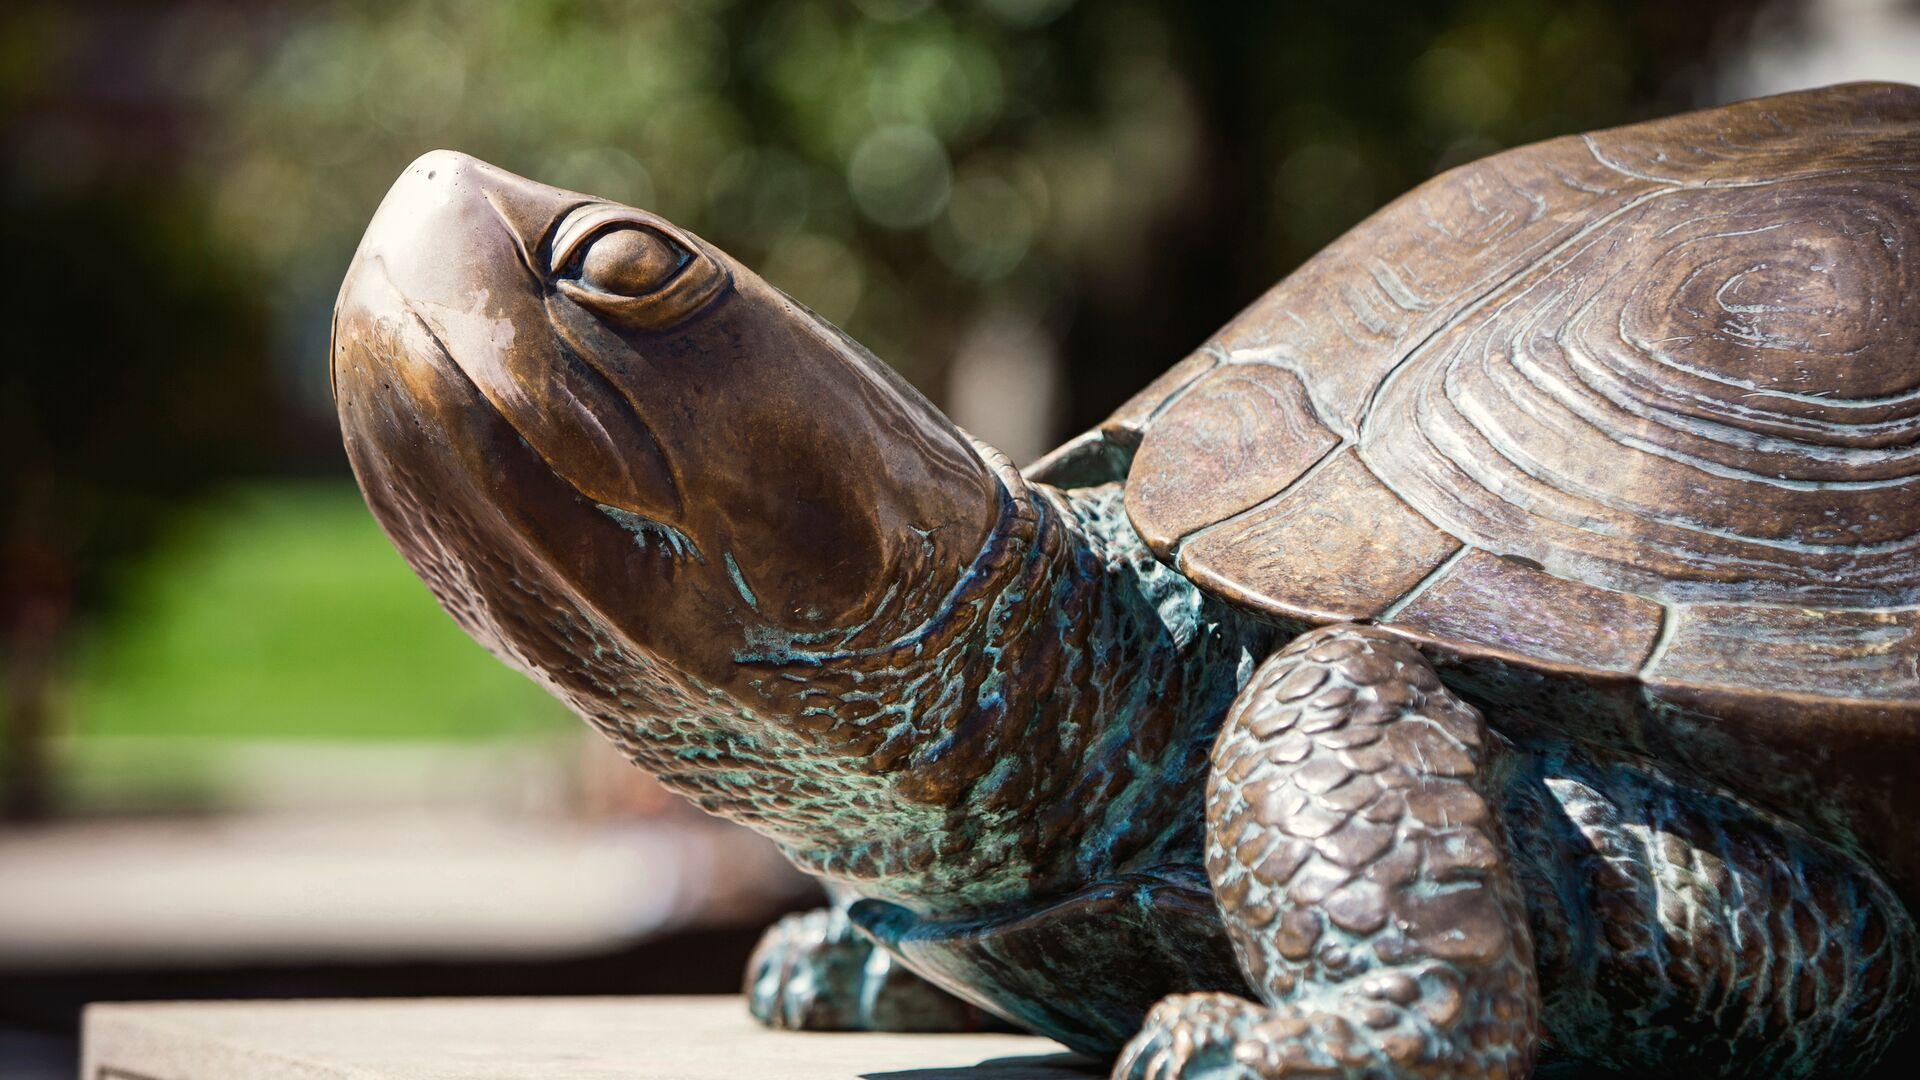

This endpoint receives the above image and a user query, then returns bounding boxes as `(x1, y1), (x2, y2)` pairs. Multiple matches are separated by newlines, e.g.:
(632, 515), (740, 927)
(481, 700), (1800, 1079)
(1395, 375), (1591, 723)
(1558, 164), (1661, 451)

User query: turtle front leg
(1118, 625), (1538, 1080)
(746, 887), (994, 1032)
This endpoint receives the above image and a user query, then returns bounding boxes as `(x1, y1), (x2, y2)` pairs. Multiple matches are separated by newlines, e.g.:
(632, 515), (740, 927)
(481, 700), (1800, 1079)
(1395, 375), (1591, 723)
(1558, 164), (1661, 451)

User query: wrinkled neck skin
(607, 443), (1270, 917)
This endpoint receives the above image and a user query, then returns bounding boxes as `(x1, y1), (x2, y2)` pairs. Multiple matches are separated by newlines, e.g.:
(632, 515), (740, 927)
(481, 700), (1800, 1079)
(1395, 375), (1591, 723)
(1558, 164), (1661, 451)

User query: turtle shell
(1116, 82), (1920, 892)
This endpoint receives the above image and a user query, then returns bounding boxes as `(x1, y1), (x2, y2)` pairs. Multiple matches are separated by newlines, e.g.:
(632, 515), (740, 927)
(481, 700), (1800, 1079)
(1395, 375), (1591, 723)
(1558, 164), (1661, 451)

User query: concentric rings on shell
(1366, 172), (1920, 605)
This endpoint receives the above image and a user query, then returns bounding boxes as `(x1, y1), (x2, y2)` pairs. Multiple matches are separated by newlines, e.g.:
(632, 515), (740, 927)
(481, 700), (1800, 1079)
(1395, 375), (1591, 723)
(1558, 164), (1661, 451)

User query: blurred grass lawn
(70, 482), (568, 742)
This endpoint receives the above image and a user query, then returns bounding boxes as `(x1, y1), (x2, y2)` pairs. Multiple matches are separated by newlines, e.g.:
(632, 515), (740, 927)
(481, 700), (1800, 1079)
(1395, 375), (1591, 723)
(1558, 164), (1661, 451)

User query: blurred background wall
(4, 0), (1915, 1074)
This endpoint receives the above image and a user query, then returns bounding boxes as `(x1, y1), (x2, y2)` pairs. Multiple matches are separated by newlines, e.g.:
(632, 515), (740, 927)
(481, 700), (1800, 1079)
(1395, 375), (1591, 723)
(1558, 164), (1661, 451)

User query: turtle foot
(1116, 993), (1416, 1080)
(1115, 992), (1525, 1080)
(745, 907), (992, 1032)
(1113, 993), (1266, 1080)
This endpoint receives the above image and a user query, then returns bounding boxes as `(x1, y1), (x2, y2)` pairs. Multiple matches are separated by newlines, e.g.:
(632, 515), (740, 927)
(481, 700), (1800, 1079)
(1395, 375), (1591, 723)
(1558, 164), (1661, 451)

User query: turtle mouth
(344, 273), (702, 570)
(413, 276), (687, 526)
(330, 174), (719, 692)
(332, 280), (723, 713)
(593, 503), (703, 564)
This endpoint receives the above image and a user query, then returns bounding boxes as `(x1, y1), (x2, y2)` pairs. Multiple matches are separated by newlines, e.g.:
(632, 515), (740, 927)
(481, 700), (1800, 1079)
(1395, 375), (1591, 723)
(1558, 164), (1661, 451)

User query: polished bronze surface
(337, 84), (1920, 1078)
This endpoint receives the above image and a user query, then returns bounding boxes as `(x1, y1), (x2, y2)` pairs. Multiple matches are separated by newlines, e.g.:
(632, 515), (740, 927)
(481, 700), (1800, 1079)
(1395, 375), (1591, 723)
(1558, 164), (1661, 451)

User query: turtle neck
(706, 444), (1272, 914)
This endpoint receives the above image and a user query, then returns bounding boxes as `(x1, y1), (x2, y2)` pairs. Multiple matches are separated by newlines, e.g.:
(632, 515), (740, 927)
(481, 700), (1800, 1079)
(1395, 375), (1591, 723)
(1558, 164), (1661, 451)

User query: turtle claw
(747, 909), (869, 1030)
(1116, 993), (1440, 1080)
(745, 907), (991, 1032)
(1112, 994), (1266, 1080)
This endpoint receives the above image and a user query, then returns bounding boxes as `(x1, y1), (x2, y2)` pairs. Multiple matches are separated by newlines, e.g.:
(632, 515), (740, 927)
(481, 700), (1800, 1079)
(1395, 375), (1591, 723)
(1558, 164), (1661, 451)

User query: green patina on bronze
(335, 84), (1920, 1078)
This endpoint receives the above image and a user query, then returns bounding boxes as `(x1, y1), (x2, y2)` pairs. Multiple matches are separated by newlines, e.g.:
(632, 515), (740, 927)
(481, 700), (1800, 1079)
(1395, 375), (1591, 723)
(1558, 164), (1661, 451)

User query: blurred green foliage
(69, 485), (566, 741)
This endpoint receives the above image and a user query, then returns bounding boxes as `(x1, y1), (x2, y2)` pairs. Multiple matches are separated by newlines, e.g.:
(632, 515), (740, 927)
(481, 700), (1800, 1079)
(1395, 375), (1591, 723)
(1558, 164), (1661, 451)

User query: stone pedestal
(81, 995), (1093, 1080)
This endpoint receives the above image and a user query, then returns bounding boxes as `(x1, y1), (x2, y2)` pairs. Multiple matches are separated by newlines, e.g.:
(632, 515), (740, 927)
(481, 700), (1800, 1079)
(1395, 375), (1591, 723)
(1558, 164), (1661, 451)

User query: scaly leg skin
(1118, 625), (1538, 1080)
(1503, 743), (1916, 1075)
(746, 894), (994, 1032)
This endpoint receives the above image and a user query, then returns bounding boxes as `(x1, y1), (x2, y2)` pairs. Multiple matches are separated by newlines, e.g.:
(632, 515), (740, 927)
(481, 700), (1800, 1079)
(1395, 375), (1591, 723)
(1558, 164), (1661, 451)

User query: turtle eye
(568, 226), (689, 298)
(548, 206), (730, 329)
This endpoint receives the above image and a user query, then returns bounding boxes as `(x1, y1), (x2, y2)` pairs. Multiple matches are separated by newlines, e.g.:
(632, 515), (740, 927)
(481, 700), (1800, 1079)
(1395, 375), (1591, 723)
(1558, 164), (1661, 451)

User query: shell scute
(1177, 451), (1462, 624)
(1391, 549), (1666, 674)
(1650, 604), (1920, 702)
(1127, 363), (1338, 552)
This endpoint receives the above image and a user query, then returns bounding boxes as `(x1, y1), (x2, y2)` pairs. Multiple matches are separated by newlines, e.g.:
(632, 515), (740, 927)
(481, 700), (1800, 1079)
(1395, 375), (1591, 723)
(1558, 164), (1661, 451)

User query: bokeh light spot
(847, 123), (952, 229)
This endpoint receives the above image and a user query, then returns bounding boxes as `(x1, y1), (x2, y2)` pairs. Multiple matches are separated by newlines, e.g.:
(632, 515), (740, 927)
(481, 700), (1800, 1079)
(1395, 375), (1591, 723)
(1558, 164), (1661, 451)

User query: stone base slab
(82, 994), (1093, 1079)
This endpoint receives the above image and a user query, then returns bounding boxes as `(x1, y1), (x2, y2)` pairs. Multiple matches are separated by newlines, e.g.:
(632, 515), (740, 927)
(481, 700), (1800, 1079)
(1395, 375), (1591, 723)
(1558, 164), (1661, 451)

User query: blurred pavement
(0, 810), (811, 970)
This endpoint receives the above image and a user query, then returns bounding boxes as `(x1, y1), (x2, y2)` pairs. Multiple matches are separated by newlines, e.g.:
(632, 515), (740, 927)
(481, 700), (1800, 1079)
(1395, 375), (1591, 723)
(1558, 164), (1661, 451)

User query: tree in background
(1060, 0), (1770, 431)
(0, 181), (278, 819)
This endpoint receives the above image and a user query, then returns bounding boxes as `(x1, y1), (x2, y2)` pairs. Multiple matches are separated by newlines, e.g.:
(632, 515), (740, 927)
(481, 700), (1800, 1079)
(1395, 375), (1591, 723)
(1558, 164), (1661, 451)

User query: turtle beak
(332, 152), (720, 689)
(333, 150), (683, 526)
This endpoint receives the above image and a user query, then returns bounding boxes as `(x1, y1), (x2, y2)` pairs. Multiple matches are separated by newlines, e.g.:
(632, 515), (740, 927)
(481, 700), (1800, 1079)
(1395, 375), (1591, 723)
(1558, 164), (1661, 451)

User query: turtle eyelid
(547, 204), (688, 277)
(545, 207), (732, 329)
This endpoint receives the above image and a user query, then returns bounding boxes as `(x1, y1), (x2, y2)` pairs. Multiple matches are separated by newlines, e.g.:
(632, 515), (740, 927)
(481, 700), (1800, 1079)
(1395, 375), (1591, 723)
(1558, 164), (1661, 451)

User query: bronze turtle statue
(332, 82), (1920, 1077)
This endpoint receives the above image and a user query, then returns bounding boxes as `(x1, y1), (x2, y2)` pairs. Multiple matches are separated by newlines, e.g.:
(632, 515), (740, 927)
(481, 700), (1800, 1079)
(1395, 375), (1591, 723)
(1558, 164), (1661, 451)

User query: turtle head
(332, 151), (1002, 715)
